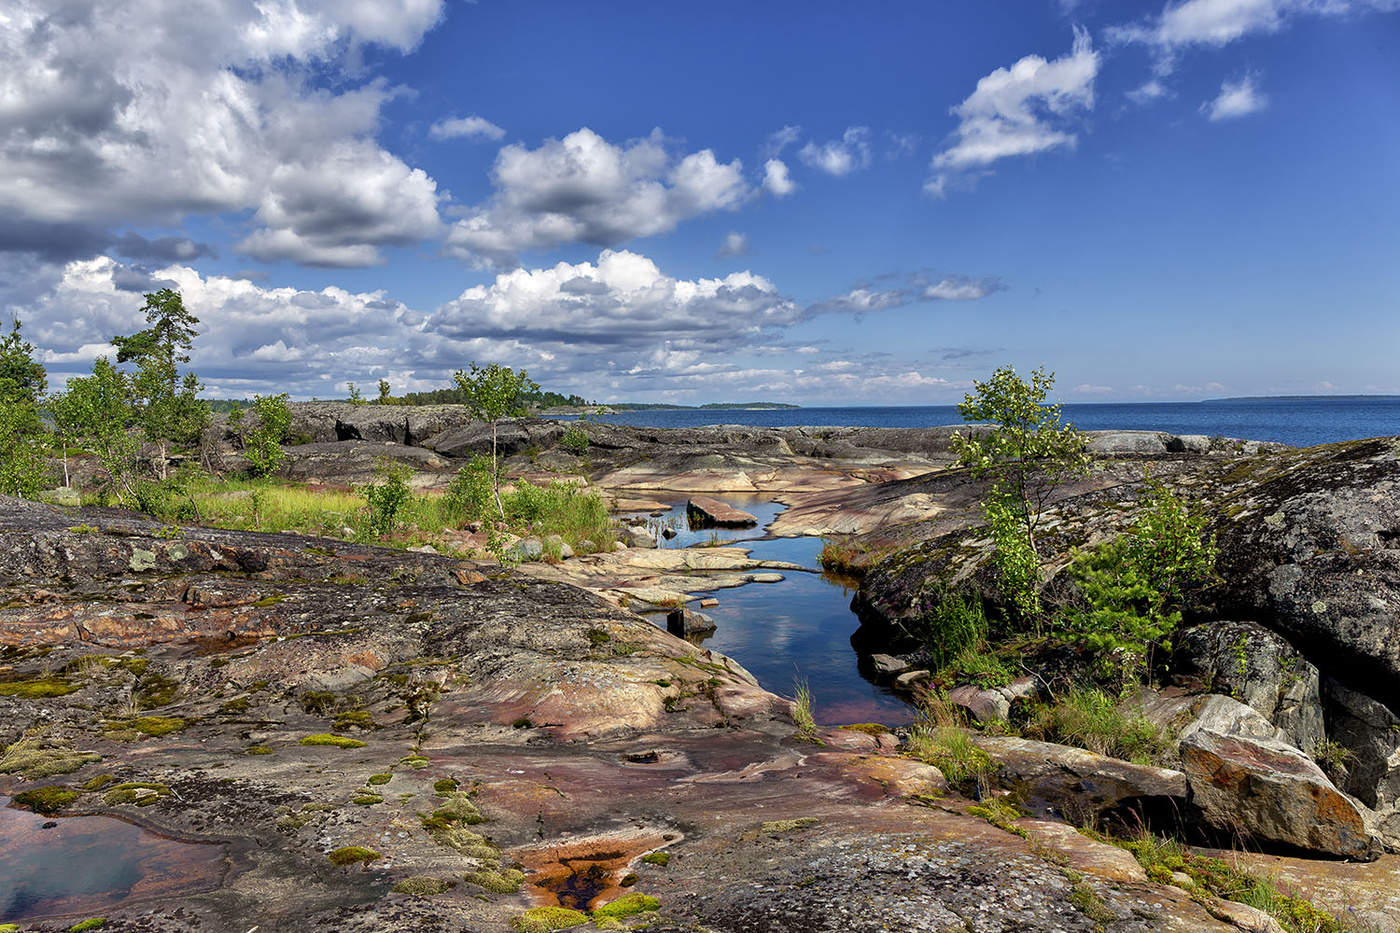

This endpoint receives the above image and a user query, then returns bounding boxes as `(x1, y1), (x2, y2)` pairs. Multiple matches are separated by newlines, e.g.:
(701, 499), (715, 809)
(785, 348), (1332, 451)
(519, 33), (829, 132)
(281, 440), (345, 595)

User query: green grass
(792, 678), (818, 740)
(904, 696), (992, 785)
(1024, 687), (1168, 765)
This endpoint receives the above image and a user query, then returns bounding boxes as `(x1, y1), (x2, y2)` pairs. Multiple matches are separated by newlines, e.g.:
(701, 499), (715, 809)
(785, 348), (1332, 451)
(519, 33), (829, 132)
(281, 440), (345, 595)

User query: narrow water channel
(632, 496), (914, 728)
(0, 797), (226, 921)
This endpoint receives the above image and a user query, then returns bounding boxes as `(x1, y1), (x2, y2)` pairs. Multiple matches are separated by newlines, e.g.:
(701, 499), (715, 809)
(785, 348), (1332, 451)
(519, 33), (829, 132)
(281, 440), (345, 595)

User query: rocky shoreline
(2, 404), (1398, 931)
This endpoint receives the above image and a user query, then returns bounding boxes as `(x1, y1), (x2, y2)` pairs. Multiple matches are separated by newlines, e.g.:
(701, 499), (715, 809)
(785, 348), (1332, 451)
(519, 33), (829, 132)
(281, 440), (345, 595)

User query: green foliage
(560, 421), (589, 454)
(453, 361), (540, 517)
(362, 460), (412, 535)
(984, 491), (1043, 624)
(327, 845), (381, 866)
(444, 456), (496, 521)
(914, 586), (989, 670)
(1025, 687), (1168, 764)
(377, 379), (392, 404)
(592, 893), (660, 920)
(346, 382), (365, 405)
(1065, 483), (1218, 686)
(0, 318), (49, 497)
(906, 721), (991, 785)
(501, 479), (612, 548)
(242, 393), (291, 478)
(953, 365), (1090, 555)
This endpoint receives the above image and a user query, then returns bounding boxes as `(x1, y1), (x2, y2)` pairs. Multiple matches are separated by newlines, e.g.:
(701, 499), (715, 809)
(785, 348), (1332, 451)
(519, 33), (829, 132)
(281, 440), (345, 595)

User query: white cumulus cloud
(763, 159), (798, 197)
(798, 127), (873, 176)
(445, 128), (750, 268)
(927, 28), (1099, 196)
(429, 115), (507, 141)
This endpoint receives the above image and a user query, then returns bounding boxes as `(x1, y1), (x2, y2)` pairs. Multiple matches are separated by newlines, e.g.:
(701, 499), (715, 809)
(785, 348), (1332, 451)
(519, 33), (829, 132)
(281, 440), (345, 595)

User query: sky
(1, 0), (1397, 405)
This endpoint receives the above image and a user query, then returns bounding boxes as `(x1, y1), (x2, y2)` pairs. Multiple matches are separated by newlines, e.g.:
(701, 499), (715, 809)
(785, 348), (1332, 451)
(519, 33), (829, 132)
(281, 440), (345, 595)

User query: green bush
(914, 587), (989, 670)
(244, 392), (291, 478)
(1064, 483), (1217, 686)
(444, 456), (496, 522)
(362, 461), (412, 535)
(561, 422), (589, 454)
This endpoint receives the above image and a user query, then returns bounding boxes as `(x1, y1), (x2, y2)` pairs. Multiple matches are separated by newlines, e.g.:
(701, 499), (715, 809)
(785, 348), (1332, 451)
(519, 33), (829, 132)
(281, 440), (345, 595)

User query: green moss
(102, 781), (171, 806)
(760, 817), (819, 834)
(509, 907), (586, 931)
(14, 785), (80, 814)
(332, 710), (375, 731)
(511, 717), (533, 729)
(965, 800), (1028, 838)
(399, 754), (430, 768)
(640, 851), (670, 866)
(133, 673), (180, 708)
(586, 627), (611, 645)
(69, 920), (107, 932)
(219, 697), (252, 714)
(299, 733), (366, 749)
(0, 922), (20, 932)
(251, 594), (286, 607)
(838, 723), (889, 737)
(244, 745), (274, 755)
(0, 745), (100, 779)
(0, 676), (80, 698)
(421, 791), (487, 850)
(1068, 880), (1115, 924)
(104, 716), (187, 737)
(432, 778), (459, 795)
(591, 893), (659, 920)
(463, 868), (525, 894)
(327, 845), (381, 866)
(352, 793), (384, 806)
(80, 773), (118, 791)
(367, 773), (392, 785)
(391, 876), (456, 896)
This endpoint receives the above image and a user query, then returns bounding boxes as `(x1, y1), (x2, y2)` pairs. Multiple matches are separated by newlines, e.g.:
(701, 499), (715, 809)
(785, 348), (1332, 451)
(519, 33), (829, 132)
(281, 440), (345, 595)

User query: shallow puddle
(0, 797), (227, 922)
(633, 497), (914, 728)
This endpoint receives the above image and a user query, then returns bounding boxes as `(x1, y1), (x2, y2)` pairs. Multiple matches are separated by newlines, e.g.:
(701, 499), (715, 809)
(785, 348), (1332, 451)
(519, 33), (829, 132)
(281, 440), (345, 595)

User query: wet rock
(666, 608), (716, 639)
(686, 495), (758, 528)
(1175, 621), (1324, 755)
(975, 736), (1187, 823)
(948, 676), (1041, 724)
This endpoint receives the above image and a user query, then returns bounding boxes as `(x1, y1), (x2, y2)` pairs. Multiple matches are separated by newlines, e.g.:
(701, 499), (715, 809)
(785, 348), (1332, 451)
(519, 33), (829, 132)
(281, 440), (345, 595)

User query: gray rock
(623, 525), (656, 549)
(894, 670), (931, 689)
(975, 735), (1188, 822)
(868, 653), (910, 677)
(948, 676), (1041, 724)
(425, 418), (565, 459)
(1175, 621), (1324, 755)
(666, 608), (717, 640)
(544, 534), (574, 560)
(1322, 676), (1400, 846)
(507, 538), (544, 562)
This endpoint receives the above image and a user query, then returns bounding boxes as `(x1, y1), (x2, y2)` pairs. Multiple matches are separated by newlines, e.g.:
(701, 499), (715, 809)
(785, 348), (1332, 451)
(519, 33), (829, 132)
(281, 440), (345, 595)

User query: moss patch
(510, 907), (587, 931)
(103, 781), (171, 806)
(640, 851), (670, 866)
(399, 754), (430, 768)
(352, 793), (384, 806)
(391, 876), (457, 896)
(332, 710), (375, 731)
(299, 733), (366, 749)
(367, 773), (392, 785)
(0, 676), (80, 698)
(463, 868), (525, 894)
(133, 673), (180, 709)
(592, 892), (659, 920)
(69, 920), (107, 932)
(80, 773), (118, 791)
(760, 817), (819, 834)
(245, 745), (274, 755)
(14, 785), (80, 814)
(327, 845), (381, 866)
(839, 723), (889, 737)
(432, 777), (459, 795)
(104, 716), (188, 737)
(0, 744), (100, 779)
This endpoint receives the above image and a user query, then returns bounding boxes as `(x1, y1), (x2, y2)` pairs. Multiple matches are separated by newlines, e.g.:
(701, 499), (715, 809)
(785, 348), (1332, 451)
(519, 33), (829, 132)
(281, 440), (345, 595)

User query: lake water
(636, 497), (913, 727)
(589, 396), (1400, 449)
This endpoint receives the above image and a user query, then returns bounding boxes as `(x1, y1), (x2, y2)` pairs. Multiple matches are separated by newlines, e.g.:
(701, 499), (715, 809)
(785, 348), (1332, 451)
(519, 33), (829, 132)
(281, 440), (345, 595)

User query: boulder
(975, 736), (1188, 823)
(948, 676), (1041, 724)
(1214, 437), (1400, 700)
(867, 653), (910, 678)
(1175, 621), (1324, 755)
(623, 525), (657, 549)
(666, 608), (717, 640)
(507, 538), (544, 562)
(1151, 693), (1379, 859)
(686, 496), (758, 529)
(544, 534), (574, 560)
(1322, 676), (1400, 845)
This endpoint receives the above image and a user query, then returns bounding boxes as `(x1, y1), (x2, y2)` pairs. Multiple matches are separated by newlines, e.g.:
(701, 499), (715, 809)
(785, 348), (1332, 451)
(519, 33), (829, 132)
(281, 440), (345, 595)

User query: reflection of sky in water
(0, 799), (219, 920)
(630, 497), (914, 727)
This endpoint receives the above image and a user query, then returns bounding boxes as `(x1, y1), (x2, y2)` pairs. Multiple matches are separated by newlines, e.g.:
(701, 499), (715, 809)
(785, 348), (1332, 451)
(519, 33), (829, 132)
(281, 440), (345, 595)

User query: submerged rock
(686, 496), (758, 529)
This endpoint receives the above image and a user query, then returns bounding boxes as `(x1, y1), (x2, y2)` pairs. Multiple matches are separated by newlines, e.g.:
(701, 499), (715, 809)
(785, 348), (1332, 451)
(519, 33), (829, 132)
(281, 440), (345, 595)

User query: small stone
(895, 670), (931, 688)
(869, 654), (910, 677)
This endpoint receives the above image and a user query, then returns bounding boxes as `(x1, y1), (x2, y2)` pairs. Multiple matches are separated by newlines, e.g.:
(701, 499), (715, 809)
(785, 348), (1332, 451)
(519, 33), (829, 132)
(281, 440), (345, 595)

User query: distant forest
(207, 386), (797, 412)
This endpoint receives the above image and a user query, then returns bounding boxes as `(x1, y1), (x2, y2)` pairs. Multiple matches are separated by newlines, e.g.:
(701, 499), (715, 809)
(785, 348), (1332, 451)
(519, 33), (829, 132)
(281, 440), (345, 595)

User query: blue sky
(2, 0), (1397, 403)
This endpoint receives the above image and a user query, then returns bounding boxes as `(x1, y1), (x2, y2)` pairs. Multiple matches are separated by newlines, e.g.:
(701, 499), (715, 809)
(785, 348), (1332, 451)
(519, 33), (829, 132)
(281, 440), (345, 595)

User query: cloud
(1126, 79), (1171, 104)
(444, 128), (750, 268)
(798, 127), (873, 176)
(1202, 73), (1268, 120)
(885, 132), (920, 159)
(0, 1), (446, 266)
(924, 276), (1006, 301)
(762, 159), (797, 197)
(112, 233), (217, 262)
(429, 115), (506, 141)
(716, 232), (749, 258)
(762, 125), (803, 158)
(927, 28), (1099, 196)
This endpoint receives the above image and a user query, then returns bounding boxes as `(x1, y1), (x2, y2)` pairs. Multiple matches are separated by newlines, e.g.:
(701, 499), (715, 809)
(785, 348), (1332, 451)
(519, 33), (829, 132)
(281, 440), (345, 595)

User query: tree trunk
(491, 420), (505, 519)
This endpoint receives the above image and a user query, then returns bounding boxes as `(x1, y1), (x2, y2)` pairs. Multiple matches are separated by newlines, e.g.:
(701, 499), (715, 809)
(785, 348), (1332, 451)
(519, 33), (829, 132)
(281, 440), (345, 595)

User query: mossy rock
(69, 920), (107, 932)
(332, 710), (376, 731)
(104, 716), (187, 738)
(103, 781), (171, 806)
(0, 744), (100, 779)
(220, 697), (252, 714)
(0, 676), (80, 698)
(327, 845), (381, 866)
(245, 745), (274, 756)
(640, 851), (670, 867)
(133, 673), (180, 708)
(299, 733), (366, 749)
(463, 868), (524, 894)
(400, 754), (430, 768)
(367, 773), (392, 785)
(591, 892), (659, 920)
(509, 907), (586, 931)
(14, 785), (80, 814)
(352, 793), (384, 806)
(391, 875), (457, 896)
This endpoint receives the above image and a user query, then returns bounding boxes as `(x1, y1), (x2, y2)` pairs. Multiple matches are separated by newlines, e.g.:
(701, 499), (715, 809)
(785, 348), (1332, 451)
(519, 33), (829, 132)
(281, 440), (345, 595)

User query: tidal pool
(0, 796), (227, 922)
(636, 496), (914, 727)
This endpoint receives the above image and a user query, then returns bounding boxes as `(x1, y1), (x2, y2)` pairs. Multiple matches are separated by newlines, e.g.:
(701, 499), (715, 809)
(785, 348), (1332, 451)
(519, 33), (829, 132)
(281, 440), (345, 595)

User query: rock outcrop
(686, 495), (758, 528)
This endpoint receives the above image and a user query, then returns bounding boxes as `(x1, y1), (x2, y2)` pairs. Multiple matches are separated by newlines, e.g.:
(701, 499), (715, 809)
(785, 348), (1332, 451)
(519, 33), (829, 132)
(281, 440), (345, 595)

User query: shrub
(914, 587), (988, 670)
(561, 421), (589, 454)
(243, 392), (291, 478)
(444, 456), (496, 522)
(362, 460), (412, 535)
